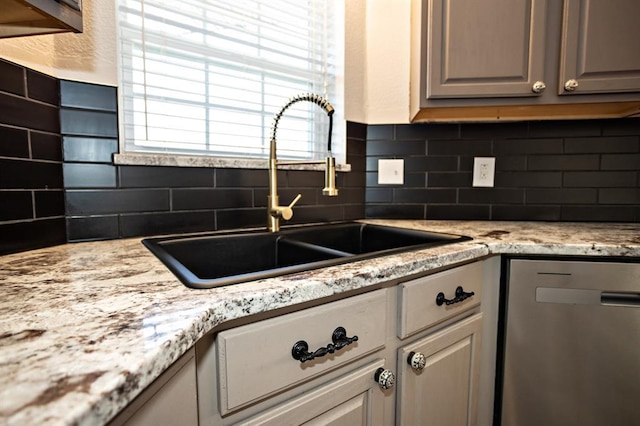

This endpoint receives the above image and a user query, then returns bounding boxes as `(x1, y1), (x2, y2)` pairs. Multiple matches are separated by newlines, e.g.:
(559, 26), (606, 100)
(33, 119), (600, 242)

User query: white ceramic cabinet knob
(374, 368), (395, 390)
(564, 79), (579, 92)
(532, 81), (546, 93)
(408, 351), (427, 371)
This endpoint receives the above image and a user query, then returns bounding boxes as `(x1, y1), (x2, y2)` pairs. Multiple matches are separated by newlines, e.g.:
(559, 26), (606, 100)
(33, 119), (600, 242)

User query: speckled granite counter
(1, 220), (639, 425)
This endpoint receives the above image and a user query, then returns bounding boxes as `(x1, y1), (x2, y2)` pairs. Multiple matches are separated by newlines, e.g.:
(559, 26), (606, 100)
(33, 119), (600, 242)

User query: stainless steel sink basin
(143, 222), (471, 289)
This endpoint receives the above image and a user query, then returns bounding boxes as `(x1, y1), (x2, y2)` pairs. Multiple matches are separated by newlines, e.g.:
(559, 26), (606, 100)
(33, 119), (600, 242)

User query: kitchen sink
(143, 222), (471, 289)
(285, 222), (464, 254)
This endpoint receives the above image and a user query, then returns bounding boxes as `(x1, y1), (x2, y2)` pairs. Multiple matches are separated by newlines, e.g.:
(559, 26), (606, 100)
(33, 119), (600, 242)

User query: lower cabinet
(397, 314), (483, 426)
(112, 258), (499, 425)
(197, 288), (395, 425)
(198, 259), (496, 425)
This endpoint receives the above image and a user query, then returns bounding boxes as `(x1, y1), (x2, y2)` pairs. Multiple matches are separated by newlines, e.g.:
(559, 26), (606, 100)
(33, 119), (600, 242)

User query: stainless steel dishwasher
(501, 259), (640, 426)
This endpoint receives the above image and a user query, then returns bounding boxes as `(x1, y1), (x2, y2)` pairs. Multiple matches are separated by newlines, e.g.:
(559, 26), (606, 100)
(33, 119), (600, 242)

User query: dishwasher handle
(601, 292), (640, 306)
(536, 287), (640, 307)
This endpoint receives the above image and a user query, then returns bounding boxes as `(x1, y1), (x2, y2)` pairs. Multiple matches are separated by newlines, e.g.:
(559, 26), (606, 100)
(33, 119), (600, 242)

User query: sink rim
(143, 222), (472, 289)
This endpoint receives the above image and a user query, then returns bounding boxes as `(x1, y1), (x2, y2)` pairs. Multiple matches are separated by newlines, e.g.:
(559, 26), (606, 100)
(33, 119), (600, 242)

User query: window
(117, 0), (345, 164)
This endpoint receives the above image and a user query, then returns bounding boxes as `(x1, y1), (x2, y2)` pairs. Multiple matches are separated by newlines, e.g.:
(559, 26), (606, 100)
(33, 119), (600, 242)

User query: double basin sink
(143, 222), (471, 289)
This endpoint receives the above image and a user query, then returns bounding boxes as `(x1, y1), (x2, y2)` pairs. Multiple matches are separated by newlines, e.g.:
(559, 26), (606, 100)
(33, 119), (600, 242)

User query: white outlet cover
(378, 159), (404, 184)
(472, 157), (496, 187)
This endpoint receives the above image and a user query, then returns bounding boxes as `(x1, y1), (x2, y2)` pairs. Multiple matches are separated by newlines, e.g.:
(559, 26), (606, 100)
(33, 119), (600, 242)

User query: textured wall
(0, 0), (404, 123)
(0, 0), (118, 85)
(365, 119), (640, 222)
(0, 59), (66, 255)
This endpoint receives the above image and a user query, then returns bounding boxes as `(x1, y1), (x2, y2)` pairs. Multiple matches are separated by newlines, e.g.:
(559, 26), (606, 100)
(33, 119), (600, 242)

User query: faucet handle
(288, 193), (302, 209)
(280, 193), (302, 220)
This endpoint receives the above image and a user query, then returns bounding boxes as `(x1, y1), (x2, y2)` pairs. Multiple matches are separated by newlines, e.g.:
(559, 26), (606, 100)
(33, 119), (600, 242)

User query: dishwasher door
(501, 259), (640, 426)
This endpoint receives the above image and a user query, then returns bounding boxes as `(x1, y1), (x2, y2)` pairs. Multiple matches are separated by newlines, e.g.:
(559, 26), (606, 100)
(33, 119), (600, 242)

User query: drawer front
(217, 289), (387, 414)
(399, 261), (483, 338)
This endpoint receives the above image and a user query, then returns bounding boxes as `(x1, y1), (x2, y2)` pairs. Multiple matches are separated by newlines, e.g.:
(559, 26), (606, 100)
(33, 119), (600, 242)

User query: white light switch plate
(378, 159), (404, 184)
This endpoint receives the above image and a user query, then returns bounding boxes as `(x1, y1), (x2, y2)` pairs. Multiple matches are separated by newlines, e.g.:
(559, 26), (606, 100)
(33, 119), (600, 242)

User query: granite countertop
(1, 220), (639, 425)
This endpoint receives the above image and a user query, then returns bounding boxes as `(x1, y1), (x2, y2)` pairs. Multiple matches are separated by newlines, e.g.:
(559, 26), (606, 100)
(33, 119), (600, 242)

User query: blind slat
(118, 0), (344, 162)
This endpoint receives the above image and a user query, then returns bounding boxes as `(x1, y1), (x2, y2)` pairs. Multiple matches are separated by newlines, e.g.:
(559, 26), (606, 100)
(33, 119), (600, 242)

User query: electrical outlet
(472, 157), (495, 187)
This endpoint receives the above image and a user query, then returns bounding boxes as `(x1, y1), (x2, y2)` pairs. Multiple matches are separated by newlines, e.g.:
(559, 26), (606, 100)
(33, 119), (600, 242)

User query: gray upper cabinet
(410, 0), (640, 121)
(559, 0), (640, 95)
(0, 0), (83, 38)
(426, 0), (547, 99)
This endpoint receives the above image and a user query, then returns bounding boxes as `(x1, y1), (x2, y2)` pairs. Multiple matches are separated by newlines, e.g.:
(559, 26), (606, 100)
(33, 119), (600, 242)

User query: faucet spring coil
(270, 93), (334, 142)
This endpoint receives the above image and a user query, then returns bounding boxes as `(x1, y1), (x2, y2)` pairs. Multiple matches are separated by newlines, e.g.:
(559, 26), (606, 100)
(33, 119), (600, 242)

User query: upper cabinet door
(426, 0), (548, 99)
(559, 0), (640, 95)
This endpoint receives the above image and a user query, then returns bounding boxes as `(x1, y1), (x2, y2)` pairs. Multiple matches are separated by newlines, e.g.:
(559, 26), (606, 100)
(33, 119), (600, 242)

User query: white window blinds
(117, 0), (345, 163)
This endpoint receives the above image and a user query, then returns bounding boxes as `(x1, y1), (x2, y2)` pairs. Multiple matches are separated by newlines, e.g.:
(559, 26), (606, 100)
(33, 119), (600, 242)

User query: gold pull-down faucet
(267, 93), (339, 232)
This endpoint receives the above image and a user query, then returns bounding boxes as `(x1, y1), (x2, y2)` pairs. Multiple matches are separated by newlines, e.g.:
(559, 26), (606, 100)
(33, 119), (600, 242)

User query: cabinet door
(425, 0), (547, 98)
(397, 313), (482, 426)
(239, 360), (388, 426)
(559, 0), (640, 95)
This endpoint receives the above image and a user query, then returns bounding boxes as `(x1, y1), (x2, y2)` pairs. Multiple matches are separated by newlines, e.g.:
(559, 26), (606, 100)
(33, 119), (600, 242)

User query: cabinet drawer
(217, 289), (387, 414)
(399, 261), (483, 338)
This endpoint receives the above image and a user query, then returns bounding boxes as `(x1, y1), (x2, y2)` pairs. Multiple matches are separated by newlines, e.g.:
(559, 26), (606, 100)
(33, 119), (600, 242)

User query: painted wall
(0, 0), (410, 124)
(0, 0), (118, 85)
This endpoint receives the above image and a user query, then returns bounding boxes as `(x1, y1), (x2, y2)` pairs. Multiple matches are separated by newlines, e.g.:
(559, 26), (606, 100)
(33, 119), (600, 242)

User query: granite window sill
(113, 153), (351, 172)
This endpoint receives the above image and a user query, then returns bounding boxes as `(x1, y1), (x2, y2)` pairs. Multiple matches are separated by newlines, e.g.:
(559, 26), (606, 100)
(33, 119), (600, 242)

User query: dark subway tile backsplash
(0, 159), (63, 189)
(0, 192), (32, 221)
(215, 208), (265, 230)
(63, 136), (117, 163)
(26, 70), (59, 105)
(0, 218), (66, 255)
(0, 125), (29, 158)
(0, 60), (25, 96)
(0, 59), (65, 254)
(63, 163), (117, 188)
(66, 189), (170, 215)
(215, 168), (267, 187)
(563, 171), (636, 188)
(60, 109), (117, 138)
(366, 118), (640, 222)
(493, 138), (563, 155)
(0, 92), (59, 132)
(601, 154), (640, 170)
(31, 132), (63, 161)
(34, 190), (65, 218)
(561, 206), (637, 222)
(172, 188), (253, 211)
(57, 80), (368, 241)
(426, 205), (491, 221)
(120, 166), (214, 188)
(564, 136), (638, 153)
(120, 211), (215, 238)
(66, 216), (119, 241)
(3, 58), (639, 255)
(60, 80), (117, 111)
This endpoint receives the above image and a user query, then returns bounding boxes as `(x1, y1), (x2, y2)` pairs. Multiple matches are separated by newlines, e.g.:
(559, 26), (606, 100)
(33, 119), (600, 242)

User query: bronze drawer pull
(436, 286), (475, 306)
(291, 327), (358, 363)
